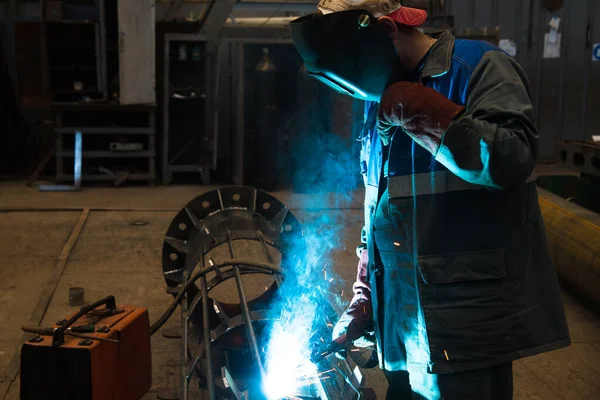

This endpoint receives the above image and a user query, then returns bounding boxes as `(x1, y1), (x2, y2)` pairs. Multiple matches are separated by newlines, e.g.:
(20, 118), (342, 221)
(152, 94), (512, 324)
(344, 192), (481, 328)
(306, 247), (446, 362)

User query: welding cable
(149, 259), (284, 336)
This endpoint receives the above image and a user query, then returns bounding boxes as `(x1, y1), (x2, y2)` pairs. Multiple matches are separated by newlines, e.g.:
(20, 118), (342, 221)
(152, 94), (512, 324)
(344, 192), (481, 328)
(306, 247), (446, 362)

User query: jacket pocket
(417, 249), (507, 284)
(417, 249), (515, 365)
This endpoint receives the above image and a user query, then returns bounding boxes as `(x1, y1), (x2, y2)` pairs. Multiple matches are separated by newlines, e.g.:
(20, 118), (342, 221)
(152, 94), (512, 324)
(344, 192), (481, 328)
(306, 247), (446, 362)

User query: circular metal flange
(162, 186), (303, 287)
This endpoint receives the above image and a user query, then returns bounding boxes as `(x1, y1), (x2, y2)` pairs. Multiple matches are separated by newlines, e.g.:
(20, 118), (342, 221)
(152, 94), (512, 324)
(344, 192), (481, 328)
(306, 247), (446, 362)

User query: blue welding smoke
(261, 92), (363, 399)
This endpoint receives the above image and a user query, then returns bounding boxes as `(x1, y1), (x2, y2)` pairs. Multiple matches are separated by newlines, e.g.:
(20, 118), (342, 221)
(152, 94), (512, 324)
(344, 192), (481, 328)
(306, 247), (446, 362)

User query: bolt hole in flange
(170, 253), (178, 261)
(179, 223), (187, 231)
(573, 153), (585, 166)
(560, 150), (567, 163)
(263, 202), (271, 210)
(233, 193), (241, 201)
(284, 224), (292, 232)
(202, 201), (210, 209)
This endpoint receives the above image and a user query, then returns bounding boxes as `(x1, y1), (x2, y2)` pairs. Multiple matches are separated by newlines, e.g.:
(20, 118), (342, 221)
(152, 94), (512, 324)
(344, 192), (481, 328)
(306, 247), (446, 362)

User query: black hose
(149, 259), (284, 336)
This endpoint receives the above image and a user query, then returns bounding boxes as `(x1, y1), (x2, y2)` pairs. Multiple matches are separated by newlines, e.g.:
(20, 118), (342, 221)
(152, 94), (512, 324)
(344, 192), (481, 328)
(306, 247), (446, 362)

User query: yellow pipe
(538, 188), (600, 310)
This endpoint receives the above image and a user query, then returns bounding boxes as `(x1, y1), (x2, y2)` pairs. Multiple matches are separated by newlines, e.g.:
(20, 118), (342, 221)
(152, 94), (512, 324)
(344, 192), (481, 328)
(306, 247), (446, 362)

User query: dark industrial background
(0, 0), (599, 185)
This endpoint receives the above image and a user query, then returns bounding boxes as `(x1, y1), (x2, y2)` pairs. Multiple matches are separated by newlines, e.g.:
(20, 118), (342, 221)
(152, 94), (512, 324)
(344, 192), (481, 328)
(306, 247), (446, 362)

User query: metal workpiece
(161, 186), (366, 400)
(556, 140), (600, 177)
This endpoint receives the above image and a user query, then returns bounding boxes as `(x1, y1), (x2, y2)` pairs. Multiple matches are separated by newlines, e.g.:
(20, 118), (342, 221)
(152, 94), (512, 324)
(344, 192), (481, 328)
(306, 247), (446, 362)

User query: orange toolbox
(20, 296), (152, 400)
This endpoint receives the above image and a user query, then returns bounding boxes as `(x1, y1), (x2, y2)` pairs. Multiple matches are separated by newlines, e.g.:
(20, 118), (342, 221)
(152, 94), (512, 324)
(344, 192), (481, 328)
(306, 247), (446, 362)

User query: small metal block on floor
(156, 387), (180, 400)
(56, 319), (67, 326)
(97, 326), (110, 333)
(69, 287), (85, 306)
(166, 286), (180, 296)
(130, 220), (149, 226)
(78, 339), (93, 346)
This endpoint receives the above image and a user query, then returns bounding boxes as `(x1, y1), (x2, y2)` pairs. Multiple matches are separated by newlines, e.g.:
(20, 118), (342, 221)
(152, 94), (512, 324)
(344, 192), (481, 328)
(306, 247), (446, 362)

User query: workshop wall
(449, 0), (600, 161)
(2, 1), (599, 176)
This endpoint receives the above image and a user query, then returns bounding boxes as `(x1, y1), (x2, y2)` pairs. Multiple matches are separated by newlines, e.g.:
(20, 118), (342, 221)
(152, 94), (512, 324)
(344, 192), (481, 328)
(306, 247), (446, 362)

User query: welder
(289, 1), (571, 399)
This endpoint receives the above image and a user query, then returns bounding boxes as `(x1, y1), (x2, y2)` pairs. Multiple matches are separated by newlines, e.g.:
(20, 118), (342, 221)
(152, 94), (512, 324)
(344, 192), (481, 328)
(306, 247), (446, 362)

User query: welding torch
(313, 333), (378, 369)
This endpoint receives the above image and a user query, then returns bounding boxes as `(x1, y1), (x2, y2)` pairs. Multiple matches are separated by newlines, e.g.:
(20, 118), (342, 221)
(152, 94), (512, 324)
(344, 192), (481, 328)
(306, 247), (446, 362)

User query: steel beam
(163, 0), (186, 21)
(233, 2), (317, 12)
(199, 0), (237, 38)
(220, 26), (293, 41)
(556, 141), (600, 177)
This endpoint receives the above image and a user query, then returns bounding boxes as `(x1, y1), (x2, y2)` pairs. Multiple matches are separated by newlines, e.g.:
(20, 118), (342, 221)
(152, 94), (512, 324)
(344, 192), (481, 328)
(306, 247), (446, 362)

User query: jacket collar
(420, 30), (455, 78)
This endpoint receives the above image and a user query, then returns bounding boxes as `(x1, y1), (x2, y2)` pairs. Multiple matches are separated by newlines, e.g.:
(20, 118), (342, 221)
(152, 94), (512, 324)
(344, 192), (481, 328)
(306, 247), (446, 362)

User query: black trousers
(384, 362), (513, 400)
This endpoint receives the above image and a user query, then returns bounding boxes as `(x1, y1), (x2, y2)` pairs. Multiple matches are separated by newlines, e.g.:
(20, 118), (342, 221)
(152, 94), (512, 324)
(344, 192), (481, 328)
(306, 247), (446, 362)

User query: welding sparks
(262, 197), (350, 399)
(262, 294), (322, 400)
(262, 329), (317, 400)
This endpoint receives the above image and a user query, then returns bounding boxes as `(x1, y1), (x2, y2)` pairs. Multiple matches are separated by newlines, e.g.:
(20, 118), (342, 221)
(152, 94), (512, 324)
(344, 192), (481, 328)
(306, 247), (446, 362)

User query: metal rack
(162, 33), (220, 185)
(54, 104), (156, 185)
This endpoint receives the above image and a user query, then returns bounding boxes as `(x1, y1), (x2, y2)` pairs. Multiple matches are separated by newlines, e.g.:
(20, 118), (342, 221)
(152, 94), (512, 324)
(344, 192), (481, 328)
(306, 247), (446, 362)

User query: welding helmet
(289, 1), (427, 101)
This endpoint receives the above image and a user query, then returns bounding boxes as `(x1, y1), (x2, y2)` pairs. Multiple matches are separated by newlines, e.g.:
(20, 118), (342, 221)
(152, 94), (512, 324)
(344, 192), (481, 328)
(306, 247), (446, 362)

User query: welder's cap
(317, 0), (428, 26)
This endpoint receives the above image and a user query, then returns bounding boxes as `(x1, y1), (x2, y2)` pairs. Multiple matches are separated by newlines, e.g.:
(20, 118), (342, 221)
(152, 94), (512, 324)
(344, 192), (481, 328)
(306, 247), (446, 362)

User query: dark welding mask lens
(308, 72), (356, 96)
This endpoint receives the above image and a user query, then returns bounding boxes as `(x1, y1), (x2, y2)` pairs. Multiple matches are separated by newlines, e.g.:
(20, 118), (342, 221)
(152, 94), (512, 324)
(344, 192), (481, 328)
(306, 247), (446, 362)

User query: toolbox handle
(52, 295), (117, 347)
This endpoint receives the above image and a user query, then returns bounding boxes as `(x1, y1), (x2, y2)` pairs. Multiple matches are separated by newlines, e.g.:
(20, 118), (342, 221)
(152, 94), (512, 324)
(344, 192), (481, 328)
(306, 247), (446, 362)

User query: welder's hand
(332, 298), (374, 350)
(332, 248), (374, 352)
(376, 82), (465, 152)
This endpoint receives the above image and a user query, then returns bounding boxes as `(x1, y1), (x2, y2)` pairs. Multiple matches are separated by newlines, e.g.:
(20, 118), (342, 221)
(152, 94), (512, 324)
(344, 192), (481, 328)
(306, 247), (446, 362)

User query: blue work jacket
(360, 31), (570, 375)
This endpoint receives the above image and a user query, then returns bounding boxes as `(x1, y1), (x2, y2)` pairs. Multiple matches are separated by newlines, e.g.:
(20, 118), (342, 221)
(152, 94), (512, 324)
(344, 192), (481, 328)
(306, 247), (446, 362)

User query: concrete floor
(0, 181), (599, 399)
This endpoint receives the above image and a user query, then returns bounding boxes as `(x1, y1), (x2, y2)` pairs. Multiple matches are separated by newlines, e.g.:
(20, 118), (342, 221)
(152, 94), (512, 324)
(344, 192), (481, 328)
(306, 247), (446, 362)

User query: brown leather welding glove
(332, 248), (374, 348)
(376, 81), (465, 151)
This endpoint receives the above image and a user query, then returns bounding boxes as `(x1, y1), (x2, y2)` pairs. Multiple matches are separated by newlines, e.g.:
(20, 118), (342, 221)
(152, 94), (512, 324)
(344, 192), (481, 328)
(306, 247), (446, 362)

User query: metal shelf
(163, 34), (216, 185)
(53, 105), (156, 186)
(57, 151), (155, 158)
(55, 127), (155, 134)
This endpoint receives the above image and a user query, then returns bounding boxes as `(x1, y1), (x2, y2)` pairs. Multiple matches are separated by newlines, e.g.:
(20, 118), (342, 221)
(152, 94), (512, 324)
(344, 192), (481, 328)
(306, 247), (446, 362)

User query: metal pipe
(97, 0), (108, 99)
(196, 243), (216, 400)
(257, 230), (282, 286)
(39, 130), (82, 192)
(224, 17), (297, 27)
(538, 188), (600, 313)
(211, 43), (221, 170)
(74, 130), (82, 189)
(181, 271), (189, 400)
(231, 43), (245, 185)
(233, 266), (265, 376)
(40, 0), (49, 100)
(226, 230), (266, 378)
(200, 275), (215, 400)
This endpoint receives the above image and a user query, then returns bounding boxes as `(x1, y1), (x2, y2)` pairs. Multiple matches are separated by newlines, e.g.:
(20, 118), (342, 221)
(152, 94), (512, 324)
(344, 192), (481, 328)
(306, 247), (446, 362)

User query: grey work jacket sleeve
(434, 50), (538, 190)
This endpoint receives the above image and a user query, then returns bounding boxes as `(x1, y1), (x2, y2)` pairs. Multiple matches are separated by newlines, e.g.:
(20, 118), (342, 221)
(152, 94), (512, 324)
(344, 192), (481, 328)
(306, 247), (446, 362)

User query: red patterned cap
(318, 0), (428, 26)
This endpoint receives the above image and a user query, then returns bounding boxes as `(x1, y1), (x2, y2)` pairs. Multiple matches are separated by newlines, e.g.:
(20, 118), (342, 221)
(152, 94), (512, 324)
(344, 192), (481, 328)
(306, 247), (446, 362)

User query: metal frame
(161, 186), (364, 400)
(40, 130), (82, 192)
(198, 0), (237, 38)
(162, 32), (220, 185)
(54, 106), (156, 185)
(231, 41), (245, 186)
(556, 140), (600, 177)
(97, 0), (108, 99)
